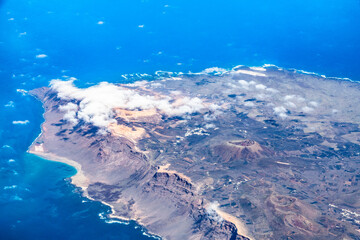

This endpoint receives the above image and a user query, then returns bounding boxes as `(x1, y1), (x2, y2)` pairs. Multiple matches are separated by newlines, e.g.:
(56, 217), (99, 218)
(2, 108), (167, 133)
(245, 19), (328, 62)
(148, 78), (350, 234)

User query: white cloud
(244, 101), (255, 107)
(233, 69), (266, 77)
(149, 82), (162, 88)
(50, 80), (209, 129)
(59, 103), (79, 125)
(201, 67), (227, 75)
(255, 84), (267, 90)
(278, 113), (287, 118)
(285, 101), (296, 108)
(125, 81), (148, 87)
(249, 66), (266, 72)
(12, 120), (30, 125)
(256, 93), (267, 99)
(273, 106), (287, 119)
(170, 90), (182, 95)
(309, 101), (318, 107)
(297, 97), (305, 102)
(204, 123), (216, 129)
(238, 80), (250, 90)
(274, 106), (286, 113)
(284, 95), (295, 101)
(35, 54), (48, 59)
(204, 114), (216, 121)
(206, 202), (223, 222)
(266, 88), (278, 93)
(302, 106), (314, 113)
(237, 80), (257, 90)
(226, 83), (238, 89)
(16, 89), (28, 96)
(284, 95), (305, 104)
(4, 101), (15, 108)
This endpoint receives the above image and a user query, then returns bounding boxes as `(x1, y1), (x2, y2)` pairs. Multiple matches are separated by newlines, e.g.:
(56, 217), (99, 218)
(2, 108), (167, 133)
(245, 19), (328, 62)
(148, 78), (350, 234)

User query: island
(29, 65), (360, 239)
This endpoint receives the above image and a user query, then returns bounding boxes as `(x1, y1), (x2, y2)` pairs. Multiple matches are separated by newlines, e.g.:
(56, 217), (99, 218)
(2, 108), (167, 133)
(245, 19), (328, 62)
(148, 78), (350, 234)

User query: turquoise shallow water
(0, 154), (156, 239)
(0, 0), (359, 239)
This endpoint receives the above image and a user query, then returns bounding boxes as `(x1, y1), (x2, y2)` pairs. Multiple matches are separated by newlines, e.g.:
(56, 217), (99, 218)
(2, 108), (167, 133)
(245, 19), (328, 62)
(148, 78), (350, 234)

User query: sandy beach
(28, 148), (90, 192)
(28, 146), (144, 230)
(215, 208), (253, 240)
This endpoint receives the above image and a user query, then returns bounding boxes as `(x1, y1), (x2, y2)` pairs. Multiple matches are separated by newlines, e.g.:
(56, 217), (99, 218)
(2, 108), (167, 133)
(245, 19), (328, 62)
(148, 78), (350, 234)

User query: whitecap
(142, 231), (161, 239)
(98, 212), (106, 220)
(16, 89), (28, 96)
(105, 219), (130, 225)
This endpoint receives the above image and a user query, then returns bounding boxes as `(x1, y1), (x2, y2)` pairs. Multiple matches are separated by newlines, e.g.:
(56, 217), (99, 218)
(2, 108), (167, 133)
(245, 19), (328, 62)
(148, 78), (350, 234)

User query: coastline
(28, 147), (249, 240)
(28, 146), (249, 240)
(28, 148), (161, 239)
(26, 93), (163, 239)
(28, 149), (89, 192)
(119, 63), (358, 85)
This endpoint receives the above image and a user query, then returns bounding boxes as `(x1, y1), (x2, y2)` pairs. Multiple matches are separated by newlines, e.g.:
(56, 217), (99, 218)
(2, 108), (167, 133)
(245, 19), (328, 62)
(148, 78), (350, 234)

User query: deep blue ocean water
(0, 0), (359, 239)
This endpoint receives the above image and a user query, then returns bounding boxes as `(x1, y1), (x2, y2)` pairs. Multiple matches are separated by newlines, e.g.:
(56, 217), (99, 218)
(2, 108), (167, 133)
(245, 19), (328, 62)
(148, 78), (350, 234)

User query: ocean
(0, 0), (359, 239)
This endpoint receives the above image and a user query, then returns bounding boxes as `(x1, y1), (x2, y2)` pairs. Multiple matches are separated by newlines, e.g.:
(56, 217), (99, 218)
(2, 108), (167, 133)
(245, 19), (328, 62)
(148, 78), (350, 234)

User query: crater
(212, 139), (274, 163)
(229, 140), (256, 147)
